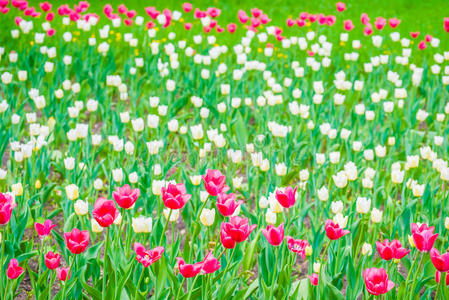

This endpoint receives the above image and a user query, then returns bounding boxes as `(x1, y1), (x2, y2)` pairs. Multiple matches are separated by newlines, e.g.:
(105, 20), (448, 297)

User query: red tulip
(286, 18), (295, 27)
(430, 248), (449, 272)
(260, 14), (270, 24)
(436, 271), (449, 285)
(176, 257), (202, 278)
(34, 219), (56, 238)
(308, 273), (319, 286)
(336, 2), (346, 12)
(202, 169), (229, 196)
(262, 223), (284, 246)
(117, 4), (127, 14)
(64, 228), (89, 254)
(363, 268), (394, 295)
(216, 193), (242, 217)
(364, 26), (373, 36)
(275, 186), (297, 208)
(410, 32), (419, 38)
(201, 252), (220, 274)
(445, 18), (449, 33)
(113, 184), (140, 209)
(223, 216), (257, 243)
(376, 239), (410, 261)
(220, 222), (236, 249)
(47, 28), (55, 36)
(6, 259), (23, 279)
(411, 223), (438, 252)
(425, 34), (433, 42)
(286, 236), (310, 260)
(92, 197), (119, 227)
(161, 183), (191, 210)
(45, 251), (60, 270)
(57, 267), (71, 281)
(134, 243), (164, 268)
(325, 220), (349, 240)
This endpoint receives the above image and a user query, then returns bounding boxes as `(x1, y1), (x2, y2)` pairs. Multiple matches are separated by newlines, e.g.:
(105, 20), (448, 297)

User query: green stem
(0, 226), (5, 293)
(3, 279), (8, 300)
(159, 209), (172, 245)
(269, 247), (280, 300)
(48, 271), (56, 300)
(126, 210), (133, 258)
(61, 255), (76, 298)
(221, 247), (237, 281)
(102, 227), (110, 300)
(187, 275), (199, 300)
(134, 267), (145, 300)
(409, 253), (424, 299)
(176, 277), (186, 299)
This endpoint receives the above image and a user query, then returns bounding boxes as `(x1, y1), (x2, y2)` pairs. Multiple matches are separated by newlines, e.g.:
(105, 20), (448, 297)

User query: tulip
(376, 239), (410, 261)
(64, 228), (89, 254)
(363, 268), (394, 295)
(92, 197), (119, 227)
(275, 186), (297, 208)
(45, 251), (60, 270)
(325, 219), (349, 240)
(201, 252), (221, 274)
(216, 193), (242, 216)
(286, 236), (310, 260)
(220, 222), (236, 249)
(0, 192), (16, 225)
(222, 216), (257, 243)
(34, 219), (56, 238)
(57, 267), (71, 281)
(202, 169), (229, 196)
(161, 183), (191, 210)
(262, 223), (284, 246)
(134, 243), (164, 267)
(411, 223), (438, 252)
(176, 257), (202, 278)
(308, 273), (319, 286)
(6, 259), (23, 279)
(113, 184), (140, 209)
(430, 248), (449, 272)
(336, 2), (346, 12)
(436, 271), (449, 285)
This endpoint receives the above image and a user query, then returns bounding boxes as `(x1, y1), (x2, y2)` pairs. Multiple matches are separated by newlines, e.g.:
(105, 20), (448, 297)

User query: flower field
(1, 0), (449, 299)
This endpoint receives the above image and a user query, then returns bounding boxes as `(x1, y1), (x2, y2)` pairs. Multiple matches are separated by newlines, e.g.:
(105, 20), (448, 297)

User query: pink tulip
(308, 273), (319, 286)
(389, 18), (400, 28)
(336, 2), (346, 12)
(360, 13), (370, 25)
(363, 268), (394, 295)
(430, 248), (449, 272)
(227, 23), (236, 33)
(436, 271), (449, 285)
(184, 23), (192, 30)
(286, 236), (310, 260)
(411, 223), (438, 252)
(343, 20), (354, 31)
(374, 17), (386, 30)
(182, 3), (192, 13)
(410, 32), (419, 38)
(418, 41), (427, 50)
(216, 193), (242, 217)
(325, 220), (349, 240)
(238, 10), (249, 23)
(275, 186), (297, 208)
(262, 223), (284, 246)
(34, 219), (56, 238)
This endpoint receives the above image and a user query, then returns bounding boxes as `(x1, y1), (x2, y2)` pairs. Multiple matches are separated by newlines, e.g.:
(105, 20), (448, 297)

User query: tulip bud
(92, 219), (103, 233)
(35, 180), (42, 189)
(362, 242), (372, 255)
(163, 208), (180, 222)
(408, 235), (415, 248)
(200, 208), (215, 226)
(65, 184), (79, 200)
(74, 200), (89, 216)
(313, 262), (321, 273)
(305, 246), (313, 256)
